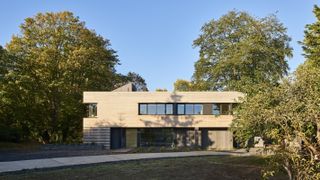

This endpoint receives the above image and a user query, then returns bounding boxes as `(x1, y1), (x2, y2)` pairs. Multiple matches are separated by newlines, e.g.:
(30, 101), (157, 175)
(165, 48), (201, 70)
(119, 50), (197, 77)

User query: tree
(173, 79), (194, 91)
(0, 46), (20, 141)
(299, 4), (320, 160)
(4, 12), (120, 143)
(155, 88), (168, 92)
(232, 6), (320, 179)
(126, 72), (148, 91)
(192, 11), (292, 94)
(301, 5), (320, 68)
(232, 74), (320, 179)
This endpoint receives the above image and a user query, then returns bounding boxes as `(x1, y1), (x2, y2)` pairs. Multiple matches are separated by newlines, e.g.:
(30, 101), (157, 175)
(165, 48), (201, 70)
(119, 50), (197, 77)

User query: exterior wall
(83, 91), (243, 129)
(112, 83), (135, 92)
(83, 127), (111, 149)
(201, 128), (233, 150)
(126, 129), (138, 148)
(175, 128), (201, 147)
(83, 91), (243, 149)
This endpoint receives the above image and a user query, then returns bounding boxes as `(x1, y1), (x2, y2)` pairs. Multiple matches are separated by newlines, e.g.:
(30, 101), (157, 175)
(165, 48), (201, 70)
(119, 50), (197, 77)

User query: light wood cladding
(83, 91), (244, 128)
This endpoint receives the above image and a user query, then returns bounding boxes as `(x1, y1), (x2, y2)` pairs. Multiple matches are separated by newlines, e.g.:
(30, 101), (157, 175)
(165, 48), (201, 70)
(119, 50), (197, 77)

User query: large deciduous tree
(3, 12), (120, 143)
(232, 6), (320, 179)
(192, 11), (292, 94)
(126, 72), (148, 91)
(173, 79), (194, 91)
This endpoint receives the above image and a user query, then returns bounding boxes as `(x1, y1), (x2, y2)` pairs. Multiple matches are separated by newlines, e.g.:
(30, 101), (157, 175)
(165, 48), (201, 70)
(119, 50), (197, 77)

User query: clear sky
(0, 0), (318, 91)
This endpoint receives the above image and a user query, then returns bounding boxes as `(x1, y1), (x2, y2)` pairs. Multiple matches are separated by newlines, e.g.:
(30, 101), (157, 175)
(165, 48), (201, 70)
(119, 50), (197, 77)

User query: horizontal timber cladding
(83, 127), (110, 149)
(83, 91), (243, 128)
(126, 129), (138, 148)
(175, 128), (201, 147)
(201, 128), (233, 150)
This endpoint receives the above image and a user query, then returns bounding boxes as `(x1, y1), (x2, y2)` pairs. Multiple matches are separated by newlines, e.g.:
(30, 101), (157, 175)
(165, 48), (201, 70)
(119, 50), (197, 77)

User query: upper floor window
(194, 104), (203, 115)
(212, 103), (233, 115)
(212, 104), (220, 115)
(86, 103), (97, 117)
(157, 104), (165, 114)
(139, 104), (147, 115)
(165, 104), (173, 114)
(139, 103), (174, 115)
(148, 104), (157, 114)
(185, 104), (194, 115)
(139, 103), (235, 116)
(220, 103), (231, 115)
(177, 104), (185, 115)
(178, 104), (203, 115)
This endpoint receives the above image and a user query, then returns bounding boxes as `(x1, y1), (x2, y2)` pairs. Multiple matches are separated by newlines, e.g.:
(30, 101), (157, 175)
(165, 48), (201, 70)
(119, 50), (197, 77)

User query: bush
(0, 125), (23, 142)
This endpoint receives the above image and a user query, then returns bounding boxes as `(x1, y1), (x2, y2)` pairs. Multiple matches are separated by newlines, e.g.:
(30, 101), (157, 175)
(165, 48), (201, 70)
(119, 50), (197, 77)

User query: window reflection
(139, 104), (147, 115)
(212, 104), (220, 115)
(138, 103), (235, 115)
(86, 103), (97, 117)
(185, 104), (194, 115)
(177, 104), (185, 115)
(166, 104), (173, 114)
(194, 104), (203, 115)
(157, 104), (165, 114)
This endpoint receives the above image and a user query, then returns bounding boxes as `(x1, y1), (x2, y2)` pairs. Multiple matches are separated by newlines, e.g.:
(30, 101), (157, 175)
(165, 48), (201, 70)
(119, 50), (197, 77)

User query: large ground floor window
(109, 128), (234, 150)
(139, 128), (175, 147)
(138, 128), (198, 147)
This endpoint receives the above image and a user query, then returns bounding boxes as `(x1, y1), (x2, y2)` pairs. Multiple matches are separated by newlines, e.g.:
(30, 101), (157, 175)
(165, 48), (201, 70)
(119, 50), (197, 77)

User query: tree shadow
(140, 115), (201, 127)
(200, 128), (214, 149)
(169, 91), (183, 102)
(140, 91), (202, 127)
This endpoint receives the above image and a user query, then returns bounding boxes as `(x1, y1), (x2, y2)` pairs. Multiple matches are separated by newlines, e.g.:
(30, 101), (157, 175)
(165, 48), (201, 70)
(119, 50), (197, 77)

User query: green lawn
(0, 156), (287, 180)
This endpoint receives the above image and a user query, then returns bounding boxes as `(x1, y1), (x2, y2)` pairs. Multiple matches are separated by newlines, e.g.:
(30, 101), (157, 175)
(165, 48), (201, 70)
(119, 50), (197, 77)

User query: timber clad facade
(83, 83), (244, 150)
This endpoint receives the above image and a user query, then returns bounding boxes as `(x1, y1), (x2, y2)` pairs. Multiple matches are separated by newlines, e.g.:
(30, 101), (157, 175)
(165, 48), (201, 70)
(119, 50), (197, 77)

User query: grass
(0, 156), (287, 180)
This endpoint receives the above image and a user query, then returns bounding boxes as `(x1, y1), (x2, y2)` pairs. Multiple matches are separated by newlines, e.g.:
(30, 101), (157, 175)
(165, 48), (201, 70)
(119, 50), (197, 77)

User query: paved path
(0, 151), (249, 173)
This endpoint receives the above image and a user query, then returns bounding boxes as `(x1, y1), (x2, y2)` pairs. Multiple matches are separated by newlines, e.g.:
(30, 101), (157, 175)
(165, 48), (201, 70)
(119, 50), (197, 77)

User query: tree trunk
(50, 94), (59, 143)
(283, 160), (293, 180)
(317, 122), (320, 144)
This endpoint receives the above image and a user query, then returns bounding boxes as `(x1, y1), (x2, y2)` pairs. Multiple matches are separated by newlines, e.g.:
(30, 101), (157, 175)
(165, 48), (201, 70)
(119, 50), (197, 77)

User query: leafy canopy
(2, 12), (121, 143)
(192, 11), (292, 94)
(232, 6), (320, 179)
(174, 79), (194, 91)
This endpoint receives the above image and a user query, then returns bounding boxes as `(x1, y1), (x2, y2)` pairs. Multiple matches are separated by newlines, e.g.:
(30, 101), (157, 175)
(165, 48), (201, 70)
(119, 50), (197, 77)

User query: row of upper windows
(139, 104), (173, 115)
(85, 103), (237, 117)
(139, 103), (236, 115)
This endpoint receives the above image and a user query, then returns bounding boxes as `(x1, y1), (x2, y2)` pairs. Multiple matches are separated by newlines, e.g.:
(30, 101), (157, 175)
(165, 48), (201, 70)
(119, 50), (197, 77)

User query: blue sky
(0, 0), (318, 91)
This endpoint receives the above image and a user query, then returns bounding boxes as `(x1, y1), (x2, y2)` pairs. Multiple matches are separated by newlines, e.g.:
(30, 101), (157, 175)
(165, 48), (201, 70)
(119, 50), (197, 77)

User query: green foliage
(155, 88), (168, 92)
(232, 6), (320, 179)
(1, 12), (121, 143)
(125, 72), (148, 91)
(173, 79), (194, 91)
(233, 74), (320, 179)
(301, 5), (320, 68)
(192, 11), (292, 94)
